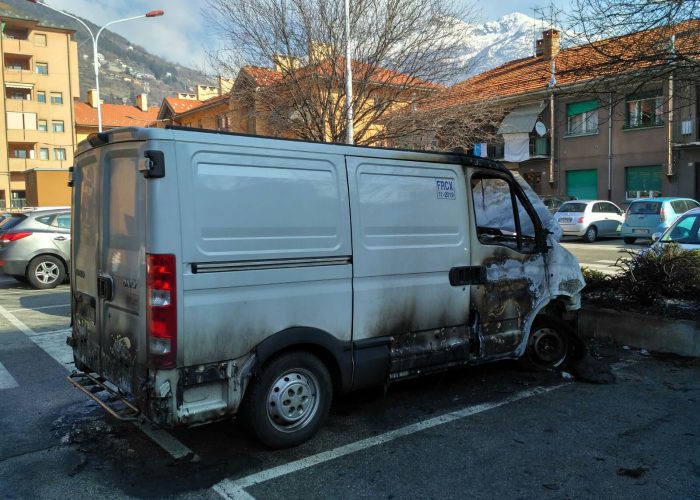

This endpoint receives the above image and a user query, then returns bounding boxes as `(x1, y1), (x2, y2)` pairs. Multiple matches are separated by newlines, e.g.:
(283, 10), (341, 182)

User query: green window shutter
(626, 166), (662, 192)
(567, 100), (599, 117)
(566, 169), (598, 199)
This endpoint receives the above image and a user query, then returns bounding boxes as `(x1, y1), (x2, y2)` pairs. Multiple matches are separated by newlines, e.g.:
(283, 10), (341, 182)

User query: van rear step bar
(67, 372), (141, 422)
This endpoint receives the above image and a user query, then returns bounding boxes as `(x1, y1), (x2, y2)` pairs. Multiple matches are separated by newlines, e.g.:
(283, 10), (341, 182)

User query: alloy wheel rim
(35, 262), (59, 284)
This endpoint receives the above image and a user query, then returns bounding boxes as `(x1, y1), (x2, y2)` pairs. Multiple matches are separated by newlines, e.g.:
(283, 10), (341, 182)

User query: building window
(625, 165), (662, 199)
(626, 92), (663, 128)
(39, 148), (49, 160)
(10, 145), (34, 159)
(566, 100), (599, 135)
(37, 91), (46, 103)
(52, 120), (65, 132)
(34, 33), (47, 46)
(50, 92), (63, 104)
(35, 62), (48, 75)
(38, 120), (48, 132)
(54, 148), (67, 161)
(6, 88), (31, 100)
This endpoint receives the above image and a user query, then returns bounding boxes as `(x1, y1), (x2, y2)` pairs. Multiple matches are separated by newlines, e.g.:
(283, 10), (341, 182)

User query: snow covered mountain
(452, 12), (572, 81)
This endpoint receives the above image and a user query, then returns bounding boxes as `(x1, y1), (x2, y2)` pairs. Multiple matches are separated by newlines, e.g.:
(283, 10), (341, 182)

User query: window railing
(10, 198), (27, 209)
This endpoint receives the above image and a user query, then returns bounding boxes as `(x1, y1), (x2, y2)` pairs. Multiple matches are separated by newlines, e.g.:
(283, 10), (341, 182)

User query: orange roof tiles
(74, 100), (160, 128)
(428, 19), (700, 111)
(164, 97), (205, 114)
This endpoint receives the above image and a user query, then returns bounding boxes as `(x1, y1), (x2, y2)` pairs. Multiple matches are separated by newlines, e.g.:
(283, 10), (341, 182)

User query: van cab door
(467, 170), (548, 358)
(347, 157), (471, 376)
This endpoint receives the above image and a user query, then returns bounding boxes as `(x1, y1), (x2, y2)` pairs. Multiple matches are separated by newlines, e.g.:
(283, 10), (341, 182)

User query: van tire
(519, 317), (574, 371)
(623, 237), (636, 244)
(27, 255), (65, 289)
(582, 226), (597, 243)
(240, 350), (332, 449)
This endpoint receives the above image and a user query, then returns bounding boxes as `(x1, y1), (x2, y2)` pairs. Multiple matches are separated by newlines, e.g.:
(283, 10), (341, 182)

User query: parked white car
(553, 200), (625, 243)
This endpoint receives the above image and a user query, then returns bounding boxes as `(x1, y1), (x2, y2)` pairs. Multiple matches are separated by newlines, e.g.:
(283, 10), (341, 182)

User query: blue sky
(44, 0), (574, 71)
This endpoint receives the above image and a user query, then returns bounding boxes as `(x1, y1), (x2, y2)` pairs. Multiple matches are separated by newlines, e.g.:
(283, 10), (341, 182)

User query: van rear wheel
(519, 317), (575, 371)
(240, 350), (332, 449)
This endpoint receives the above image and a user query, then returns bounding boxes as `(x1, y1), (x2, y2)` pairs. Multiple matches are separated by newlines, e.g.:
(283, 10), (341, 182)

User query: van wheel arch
(253, 327), (352, 393)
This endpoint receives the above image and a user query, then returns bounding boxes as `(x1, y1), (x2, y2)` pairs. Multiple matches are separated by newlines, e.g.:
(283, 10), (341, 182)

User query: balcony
(672, 119), (698, 144)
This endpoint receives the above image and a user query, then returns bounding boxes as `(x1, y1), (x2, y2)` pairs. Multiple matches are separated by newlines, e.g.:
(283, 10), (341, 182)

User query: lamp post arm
(95, 15), (148, 45)
(32, 1), (96, 43)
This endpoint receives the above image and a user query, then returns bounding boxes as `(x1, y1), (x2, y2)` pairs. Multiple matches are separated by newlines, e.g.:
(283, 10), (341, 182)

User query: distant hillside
(2, 0), (210, 106)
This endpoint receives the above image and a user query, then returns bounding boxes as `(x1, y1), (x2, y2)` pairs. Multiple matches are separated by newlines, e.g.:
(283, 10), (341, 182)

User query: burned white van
(67, 127), (584, 448)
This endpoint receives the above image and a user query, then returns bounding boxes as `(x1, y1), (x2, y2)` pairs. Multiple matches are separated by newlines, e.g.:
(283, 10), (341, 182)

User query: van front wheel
(519, 317), (574, 371)
(240, 350), (332, 449)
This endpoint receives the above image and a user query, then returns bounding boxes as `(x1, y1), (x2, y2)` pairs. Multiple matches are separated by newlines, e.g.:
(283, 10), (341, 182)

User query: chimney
(87, 89), (100, 108)
(541, 29), (560, 60)
(136, 93), (148, 112)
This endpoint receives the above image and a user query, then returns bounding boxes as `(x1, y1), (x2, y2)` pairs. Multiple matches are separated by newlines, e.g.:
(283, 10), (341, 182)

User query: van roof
(76, 126), (508, 173)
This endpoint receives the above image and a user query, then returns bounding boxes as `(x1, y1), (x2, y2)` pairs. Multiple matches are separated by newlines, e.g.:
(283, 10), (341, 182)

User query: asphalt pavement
(1, 274), (699, 499)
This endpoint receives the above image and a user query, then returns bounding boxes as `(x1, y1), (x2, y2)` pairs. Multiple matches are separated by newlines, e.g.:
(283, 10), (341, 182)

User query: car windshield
(660, 214), (700, 244)
(557, 203), (587, 213)
(629, 201), (661, 215)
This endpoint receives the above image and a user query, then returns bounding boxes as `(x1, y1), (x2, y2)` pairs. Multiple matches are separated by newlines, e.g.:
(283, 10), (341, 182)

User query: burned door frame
(467, 168), (550, 360)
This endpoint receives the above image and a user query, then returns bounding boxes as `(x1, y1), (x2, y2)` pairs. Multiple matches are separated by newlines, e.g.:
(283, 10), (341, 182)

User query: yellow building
(0, 11), (79, 209)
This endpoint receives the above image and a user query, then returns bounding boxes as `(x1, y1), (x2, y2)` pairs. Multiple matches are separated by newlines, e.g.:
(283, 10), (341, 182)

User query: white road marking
(0, 302), (196, 462)
(0, 361), (19, 389)
(5, 303), (70, 313)
(213, 385), (564, 499)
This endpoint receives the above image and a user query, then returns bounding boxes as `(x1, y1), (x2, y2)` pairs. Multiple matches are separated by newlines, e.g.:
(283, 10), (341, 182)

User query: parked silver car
(0, 208), (70, 289)
(553, 200), (625, 242)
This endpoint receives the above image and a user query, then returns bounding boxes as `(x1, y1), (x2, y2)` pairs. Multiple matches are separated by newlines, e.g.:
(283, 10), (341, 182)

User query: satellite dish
(535, 121), (547, 137)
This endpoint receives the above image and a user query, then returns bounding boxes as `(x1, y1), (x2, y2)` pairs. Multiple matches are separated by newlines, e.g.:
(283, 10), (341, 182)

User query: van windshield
(629, 201), (661, 215)
(557, 203), (587, 213)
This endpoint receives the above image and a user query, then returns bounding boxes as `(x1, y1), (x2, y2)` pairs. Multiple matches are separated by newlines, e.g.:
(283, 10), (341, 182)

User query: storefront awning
(497, 101), (547, 135)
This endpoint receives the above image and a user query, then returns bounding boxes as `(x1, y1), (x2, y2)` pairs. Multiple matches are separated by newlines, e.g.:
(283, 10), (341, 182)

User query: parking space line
(0, 361), (19, 389)
(213, 385), (565, 499)
(5, 303), (71, 313)
(0, 302), (196, 462)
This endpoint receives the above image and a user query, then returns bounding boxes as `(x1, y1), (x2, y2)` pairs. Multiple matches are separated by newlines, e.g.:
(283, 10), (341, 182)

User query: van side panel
(175, 144), (352, 366)
(346, 158), (470, 342)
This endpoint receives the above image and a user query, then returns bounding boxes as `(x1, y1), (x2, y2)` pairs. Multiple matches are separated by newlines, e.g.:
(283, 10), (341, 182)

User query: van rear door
(72, 140), (148, 395)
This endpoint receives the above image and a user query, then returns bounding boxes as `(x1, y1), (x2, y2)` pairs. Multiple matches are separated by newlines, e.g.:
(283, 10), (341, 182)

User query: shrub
(611, 244), (700, 305)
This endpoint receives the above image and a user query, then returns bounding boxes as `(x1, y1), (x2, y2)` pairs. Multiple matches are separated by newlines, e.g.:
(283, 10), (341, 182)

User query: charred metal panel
(389, 326), (471, 379)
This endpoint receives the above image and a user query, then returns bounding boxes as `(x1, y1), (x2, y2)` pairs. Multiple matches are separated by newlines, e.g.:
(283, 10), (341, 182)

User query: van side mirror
(651, 232), (662, 242)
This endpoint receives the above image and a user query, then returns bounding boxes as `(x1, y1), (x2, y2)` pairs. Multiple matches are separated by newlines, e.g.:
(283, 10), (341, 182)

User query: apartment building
(0, 12), (79, 209)
(421, 23), (700, 206)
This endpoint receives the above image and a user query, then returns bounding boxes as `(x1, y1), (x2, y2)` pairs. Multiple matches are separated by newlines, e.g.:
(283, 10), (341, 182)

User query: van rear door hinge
(140, 150), (165, 178)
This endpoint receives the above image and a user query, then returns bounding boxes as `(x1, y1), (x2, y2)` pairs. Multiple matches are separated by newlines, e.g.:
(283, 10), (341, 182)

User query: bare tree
(563, 0), (700, 94)
(384, 99), (510, 151)
(204, 0), (475, 145)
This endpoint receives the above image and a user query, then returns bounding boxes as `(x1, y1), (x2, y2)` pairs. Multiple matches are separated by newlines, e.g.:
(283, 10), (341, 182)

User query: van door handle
(98, 276), (113, 301)
(449, 266), (486, 286)
(54, 236), (67, 241)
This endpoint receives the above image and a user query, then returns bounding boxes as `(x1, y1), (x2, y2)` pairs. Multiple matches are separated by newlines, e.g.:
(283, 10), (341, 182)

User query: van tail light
(1, 231), (32, 243)
(147, 253), (176, 369)
(577, 217), (584, 224)
(659, 208), (666, 223)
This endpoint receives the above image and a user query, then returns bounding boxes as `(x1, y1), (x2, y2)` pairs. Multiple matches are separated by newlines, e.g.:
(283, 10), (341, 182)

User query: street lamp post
(28, 1), (164, 132)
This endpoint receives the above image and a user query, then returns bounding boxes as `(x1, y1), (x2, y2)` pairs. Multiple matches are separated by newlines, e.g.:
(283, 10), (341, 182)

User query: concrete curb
(578, 306), (700, 358)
